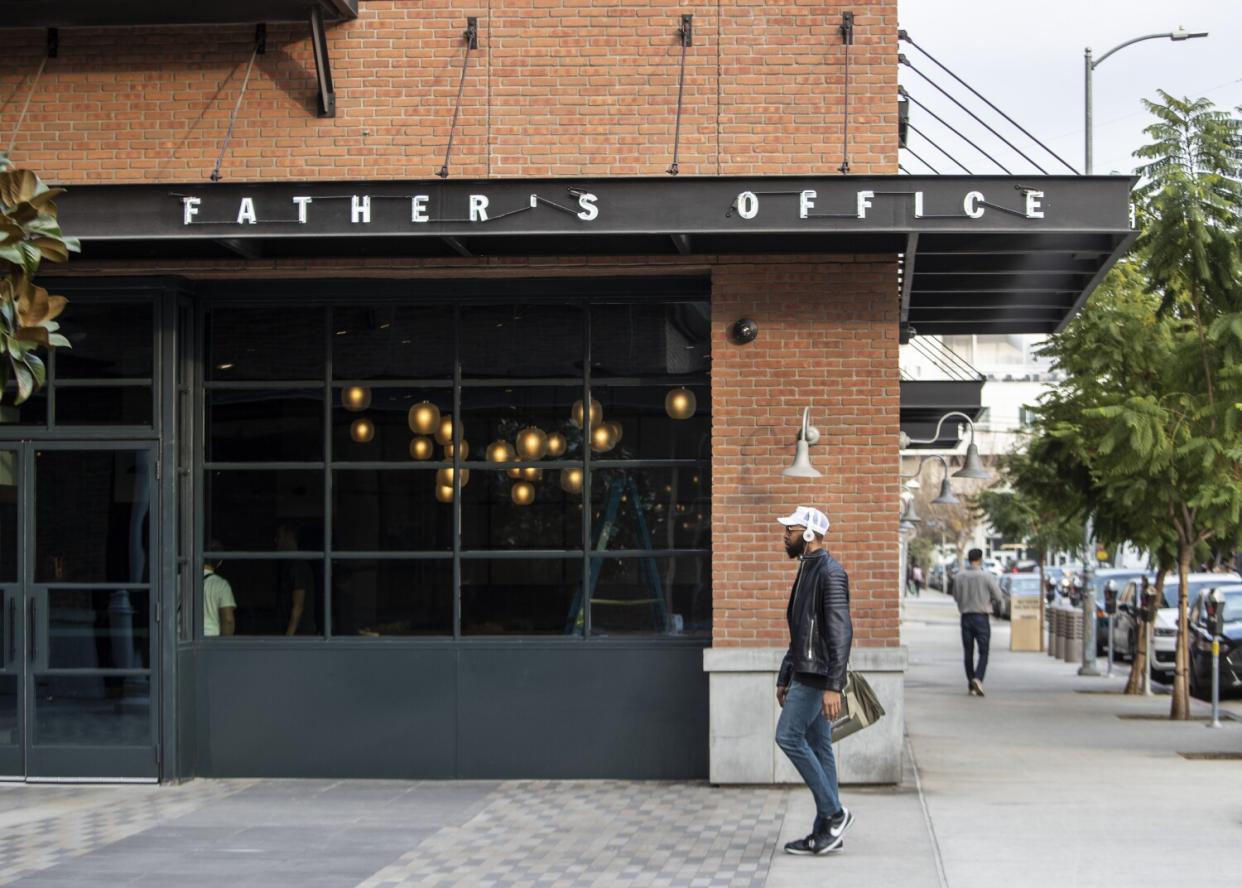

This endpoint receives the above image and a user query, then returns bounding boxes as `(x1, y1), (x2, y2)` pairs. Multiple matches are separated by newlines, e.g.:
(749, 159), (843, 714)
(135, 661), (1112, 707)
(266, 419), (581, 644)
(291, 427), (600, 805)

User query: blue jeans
(775, 678), (842, 825)
(961, 613), (990, 683)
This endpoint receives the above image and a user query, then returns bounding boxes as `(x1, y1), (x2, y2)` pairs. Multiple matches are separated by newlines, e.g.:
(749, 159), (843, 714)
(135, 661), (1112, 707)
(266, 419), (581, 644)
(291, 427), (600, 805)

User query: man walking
(774, 506), (854, 856)
(952, 548), (1003, 696)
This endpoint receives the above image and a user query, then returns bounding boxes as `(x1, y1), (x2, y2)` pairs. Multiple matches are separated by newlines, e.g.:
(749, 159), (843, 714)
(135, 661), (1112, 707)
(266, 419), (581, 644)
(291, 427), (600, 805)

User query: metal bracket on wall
(667, 14), (693, 176)
(838, 11), (854, 174)
(209, 24), (266, 181)
(309, 7), (336, 118)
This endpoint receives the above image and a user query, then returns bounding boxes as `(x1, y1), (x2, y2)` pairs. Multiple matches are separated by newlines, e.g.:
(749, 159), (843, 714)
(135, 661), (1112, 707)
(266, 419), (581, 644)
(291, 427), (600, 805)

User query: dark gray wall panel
(456, 643), (708, 779)
(176, 647), (197, 780)
(192, 643), (708, 779)
(196, 647), (457, 778)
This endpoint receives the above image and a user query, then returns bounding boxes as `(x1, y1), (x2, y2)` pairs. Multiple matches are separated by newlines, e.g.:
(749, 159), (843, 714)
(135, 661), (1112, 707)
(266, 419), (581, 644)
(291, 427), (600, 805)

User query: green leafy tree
(0, 154), (78, 402)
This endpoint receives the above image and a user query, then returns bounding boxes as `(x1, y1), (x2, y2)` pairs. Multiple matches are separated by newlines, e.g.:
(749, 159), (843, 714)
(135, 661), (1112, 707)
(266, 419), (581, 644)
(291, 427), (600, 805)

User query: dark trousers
(961, 613), (991, 683)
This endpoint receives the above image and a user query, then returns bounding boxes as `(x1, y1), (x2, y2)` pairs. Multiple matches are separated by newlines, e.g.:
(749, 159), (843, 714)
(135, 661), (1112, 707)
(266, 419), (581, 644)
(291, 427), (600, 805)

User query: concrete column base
(702, 646), (908, 786)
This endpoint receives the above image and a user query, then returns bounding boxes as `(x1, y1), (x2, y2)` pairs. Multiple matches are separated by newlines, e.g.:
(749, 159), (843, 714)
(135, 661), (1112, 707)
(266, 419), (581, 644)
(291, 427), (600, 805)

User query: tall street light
(1084, 26), (1208, 173)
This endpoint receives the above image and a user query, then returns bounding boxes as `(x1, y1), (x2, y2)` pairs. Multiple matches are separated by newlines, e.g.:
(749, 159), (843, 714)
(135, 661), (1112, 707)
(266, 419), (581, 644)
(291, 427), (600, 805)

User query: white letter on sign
(292, 196), (312, 224)
(576, 192), (599, 221)
(736, 191), (759, 220)
(856, 190), (875, 219)
(799, 190), (817, 219)
(351, 195), (371, 224)
(411, 195), (429, 223)
(1024, 190), (1044, 219)
(182, 196), (201, 225)
(236, 197), (257, 225)
(963, 191), (985, 219)
(469, 194), (489, 222)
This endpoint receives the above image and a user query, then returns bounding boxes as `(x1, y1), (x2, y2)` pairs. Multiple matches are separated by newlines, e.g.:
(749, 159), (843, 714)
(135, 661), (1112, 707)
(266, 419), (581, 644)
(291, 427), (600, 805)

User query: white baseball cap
(777, 506), (830, 536)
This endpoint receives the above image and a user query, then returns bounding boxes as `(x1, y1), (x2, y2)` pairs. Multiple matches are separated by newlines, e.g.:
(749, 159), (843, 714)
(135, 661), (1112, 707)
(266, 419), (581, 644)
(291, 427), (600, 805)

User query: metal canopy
(0, 0), (358, 27)
(54, 174), (1135, 335)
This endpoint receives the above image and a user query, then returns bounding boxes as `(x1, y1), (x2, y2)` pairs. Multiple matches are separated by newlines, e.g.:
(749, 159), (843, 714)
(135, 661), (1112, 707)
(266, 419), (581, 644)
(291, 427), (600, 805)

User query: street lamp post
(1084, 27), (1207, 174)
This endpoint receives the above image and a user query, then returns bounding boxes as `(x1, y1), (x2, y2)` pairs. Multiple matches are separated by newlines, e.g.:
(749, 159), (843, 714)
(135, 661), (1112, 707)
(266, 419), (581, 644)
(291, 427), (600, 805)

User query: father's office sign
(58, 176), (1135, 241)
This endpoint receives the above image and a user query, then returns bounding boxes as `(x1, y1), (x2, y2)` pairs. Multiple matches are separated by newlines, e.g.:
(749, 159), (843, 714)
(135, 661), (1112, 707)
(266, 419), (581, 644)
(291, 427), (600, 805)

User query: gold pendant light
(444, 439), (470, 461)
(559, 467), (584, 494)
(511, 480), (535, 506)
(521, 467), (542, 482)
(350, 417), (375, 443)
(590, 423), (616, 453)
(546, 432), (567, 457)
(409, 436), (435, 461)
(436, 466), (469, 488)
(435, 484), (455, 503)
(486, 440), (516, 464)
(434, 414), (454, 446)
(516, 427), (549, 460)
(342, 385), (372, 412)
(665, 387), (696, 420)
(408, 401), (440, 435)
(570, 398), (603, 429)
(603, 420), (623, 444)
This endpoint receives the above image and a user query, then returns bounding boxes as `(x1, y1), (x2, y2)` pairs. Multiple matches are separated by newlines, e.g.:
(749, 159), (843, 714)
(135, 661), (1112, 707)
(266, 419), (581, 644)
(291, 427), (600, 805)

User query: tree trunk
(1170, 547), (1192, 719)
(1125, 567), (1166, 695)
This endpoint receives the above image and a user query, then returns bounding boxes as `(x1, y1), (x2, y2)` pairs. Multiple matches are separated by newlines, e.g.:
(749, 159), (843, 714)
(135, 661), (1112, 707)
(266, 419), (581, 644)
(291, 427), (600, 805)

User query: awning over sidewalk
(0, 0), (358, 27)
(56, 174), (1135, 335)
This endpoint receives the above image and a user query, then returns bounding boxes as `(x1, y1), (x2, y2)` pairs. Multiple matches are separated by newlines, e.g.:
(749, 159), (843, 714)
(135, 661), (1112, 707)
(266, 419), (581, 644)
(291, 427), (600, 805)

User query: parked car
(1087, 569), (1153, 655)
(1188, 585), (1242, 699)
(1152, 574), (1241, 681)
(929, 565), (946, 592)
(999, 572), (1042, 620)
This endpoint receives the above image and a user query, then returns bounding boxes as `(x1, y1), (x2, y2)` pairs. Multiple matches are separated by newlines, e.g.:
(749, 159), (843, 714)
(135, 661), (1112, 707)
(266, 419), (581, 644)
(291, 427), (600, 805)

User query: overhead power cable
(901, 87), (1012, 174)
(900, 54), (1050, 174)
(900, 31), (1079, 174)
(906, 122), (972, 174)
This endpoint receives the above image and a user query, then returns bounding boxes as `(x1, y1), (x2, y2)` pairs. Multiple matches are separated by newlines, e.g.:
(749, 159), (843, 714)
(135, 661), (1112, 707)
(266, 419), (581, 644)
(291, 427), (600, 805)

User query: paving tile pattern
(357, 781), (787, 888)
(0, 780), (252, 886)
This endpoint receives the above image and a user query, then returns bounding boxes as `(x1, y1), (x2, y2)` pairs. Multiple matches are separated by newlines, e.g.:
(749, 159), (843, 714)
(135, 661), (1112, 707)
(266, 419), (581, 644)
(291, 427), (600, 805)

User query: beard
(785, 536), (806, 559)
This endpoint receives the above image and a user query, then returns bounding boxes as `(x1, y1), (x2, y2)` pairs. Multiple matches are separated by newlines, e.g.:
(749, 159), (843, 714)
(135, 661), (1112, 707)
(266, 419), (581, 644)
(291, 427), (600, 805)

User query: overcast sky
(897, 0), (1241, 177)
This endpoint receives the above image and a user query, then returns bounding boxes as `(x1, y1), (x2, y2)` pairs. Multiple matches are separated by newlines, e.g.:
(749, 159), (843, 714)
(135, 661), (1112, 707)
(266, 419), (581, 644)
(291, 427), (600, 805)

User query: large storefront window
(202, 289), (710, 639)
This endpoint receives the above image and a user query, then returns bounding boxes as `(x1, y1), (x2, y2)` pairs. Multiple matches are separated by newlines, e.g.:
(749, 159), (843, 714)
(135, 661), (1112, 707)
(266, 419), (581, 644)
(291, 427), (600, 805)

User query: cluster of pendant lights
(341, 385), (698, 506)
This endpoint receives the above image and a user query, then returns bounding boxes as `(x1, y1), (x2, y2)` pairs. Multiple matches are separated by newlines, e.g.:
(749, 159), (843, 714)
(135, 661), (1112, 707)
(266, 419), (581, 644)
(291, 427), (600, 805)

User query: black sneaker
(784, 832), (844, 856)
(826, 807), (854, 840)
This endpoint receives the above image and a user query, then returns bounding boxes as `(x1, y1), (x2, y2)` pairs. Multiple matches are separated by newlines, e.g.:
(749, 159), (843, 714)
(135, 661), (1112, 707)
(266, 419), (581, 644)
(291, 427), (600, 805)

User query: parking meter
(1104, 581), (1118, 615)
(1140, 585), (1160, 623)
(1207, 588), (1226, 638)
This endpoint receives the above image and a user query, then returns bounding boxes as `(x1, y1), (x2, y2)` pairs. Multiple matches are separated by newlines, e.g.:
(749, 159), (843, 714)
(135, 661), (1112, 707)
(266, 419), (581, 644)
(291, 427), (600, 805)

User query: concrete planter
(702, 646), (908, 785)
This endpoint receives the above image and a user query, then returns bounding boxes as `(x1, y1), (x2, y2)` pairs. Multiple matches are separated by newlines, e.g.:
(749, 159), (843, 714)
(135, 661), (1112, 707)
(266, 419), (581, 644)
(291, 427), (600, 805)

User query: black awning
(53, 174), (1135, 335)
(0, 0), (357, 27)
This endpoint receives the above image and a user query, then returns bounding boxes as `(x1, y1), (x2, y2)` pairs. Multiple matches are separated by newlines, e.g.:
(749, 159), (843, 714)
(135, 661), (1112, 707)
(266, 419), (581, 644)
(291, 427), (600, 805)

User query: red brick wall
(1, 1), (898, 182)
(711, 258), (900, 648)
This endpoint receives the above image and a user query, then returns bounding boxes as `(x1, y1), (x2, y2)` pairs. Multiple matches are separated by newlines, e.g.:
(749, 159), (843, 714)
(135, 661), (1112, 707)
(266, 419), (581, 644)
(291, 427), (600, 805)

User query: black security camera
(730, 318), (758, 345)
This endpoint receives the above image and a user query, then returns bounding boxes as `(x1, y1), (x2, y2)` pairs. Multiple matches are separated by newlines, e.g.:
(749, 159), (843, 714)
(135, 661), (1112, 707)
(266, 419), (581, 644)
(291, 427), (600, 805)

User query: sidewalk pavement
(3, 593), (1240, 887)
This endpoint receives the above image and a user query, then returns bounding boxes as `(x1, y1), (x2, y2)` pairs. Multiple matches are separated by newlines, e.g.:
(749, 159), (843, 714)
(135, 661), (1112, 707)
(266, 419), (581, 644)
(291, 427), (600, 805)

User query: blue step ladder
(565, 472), (667, 634)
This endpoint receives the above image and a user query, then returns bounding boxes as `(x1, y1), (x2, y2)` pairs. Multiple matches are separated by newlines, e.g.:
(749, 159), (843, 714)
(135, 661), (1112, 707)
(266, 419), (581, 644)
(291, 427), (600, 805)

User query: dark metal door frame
(0, 440), (161, 782)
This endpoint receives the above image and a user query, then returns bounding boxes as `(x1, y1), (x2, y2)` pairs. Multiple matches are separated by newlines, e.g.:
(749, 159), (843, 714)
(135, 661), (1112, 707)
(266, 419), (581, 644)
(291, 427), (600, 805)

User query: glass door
(1, 442), (159, 781)
(0, 445), (21, 778)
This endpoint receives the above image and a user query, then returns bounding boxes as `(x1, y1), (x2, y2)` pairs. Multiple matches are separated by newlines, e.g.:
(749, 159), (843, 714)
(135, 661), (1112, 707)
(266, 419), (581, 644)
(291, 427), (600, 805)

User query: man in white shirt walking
(203, 559), (237, 637)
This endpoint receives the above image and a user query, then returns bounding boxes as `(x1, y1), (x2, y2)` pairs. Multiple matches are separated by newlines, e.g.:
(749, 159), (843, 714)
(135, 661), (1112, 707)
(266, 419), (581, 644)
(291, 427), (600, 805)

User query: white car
(1150, 573), (1242, 680)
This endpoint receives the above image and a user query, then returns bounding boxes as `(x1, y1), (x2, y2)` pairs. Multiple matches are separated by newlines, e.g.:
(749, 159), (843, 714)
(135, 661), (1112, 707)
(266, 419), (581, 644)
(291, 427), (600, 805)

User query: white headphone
(803, 525), (816, 543)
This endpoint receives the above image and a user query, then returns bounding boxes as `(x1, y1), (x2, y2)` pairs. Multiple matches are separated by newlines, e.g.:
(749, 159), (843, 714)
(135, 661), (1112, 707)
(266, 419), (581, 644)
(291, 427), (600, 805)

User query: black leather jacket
(777, 549), (853, 692)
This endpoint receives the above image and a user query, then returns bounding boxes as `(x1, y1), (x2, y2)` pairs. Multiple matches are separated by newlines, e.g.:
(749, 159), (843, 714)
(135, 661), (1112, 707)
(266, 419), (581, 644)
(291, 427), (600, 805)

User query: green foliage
(973, 447), (1084, 566)
(0, 157), (79, 403)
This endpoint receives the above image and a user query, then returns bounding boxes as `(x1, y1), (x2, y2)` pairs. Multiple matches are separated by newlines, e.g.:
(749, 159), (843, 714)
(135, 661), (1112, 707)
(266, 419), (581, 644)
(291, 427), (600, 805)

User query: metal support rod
(309, 8), (336, 118)
(1106, 613), (1114, 677)
(5, 54), (49, 159)
(437, 18), (478, 178)
(838, 11), (854, 174)
(667, 15), (693, 175)
(210, 26), (264, 183)
(1084, 48), (1093, 175)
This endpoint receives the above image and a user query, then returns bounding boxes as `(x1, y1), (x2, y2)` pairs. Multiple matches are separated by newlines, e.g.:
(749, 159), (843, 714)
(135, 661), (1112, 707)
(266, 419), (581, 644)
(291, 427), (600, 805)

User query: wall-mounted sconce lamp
(782, 406), (822, 477)
(900, 410), (990, 481)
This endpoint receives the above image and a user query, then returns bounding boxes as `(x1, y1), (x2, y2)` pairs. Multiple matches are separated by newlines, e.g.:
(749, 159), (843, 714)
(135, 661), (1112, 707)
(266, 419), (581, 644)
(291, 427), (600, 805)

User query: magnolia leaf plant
(0, 155), (78, 403)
